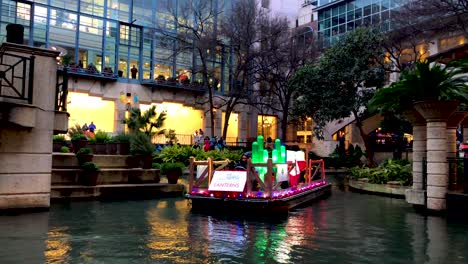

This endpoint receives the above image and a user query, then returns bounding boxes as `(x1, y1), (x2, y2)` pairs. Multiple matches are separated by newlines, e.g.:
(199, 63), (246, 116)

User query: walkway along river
(1, 179), (468, 263)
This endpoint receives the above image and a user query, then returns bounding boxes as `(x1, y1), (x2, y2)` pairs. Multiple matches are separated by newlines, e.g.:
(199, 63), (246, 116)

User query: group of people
(82, 122), (96, 138)
(193, 129), (226, 151)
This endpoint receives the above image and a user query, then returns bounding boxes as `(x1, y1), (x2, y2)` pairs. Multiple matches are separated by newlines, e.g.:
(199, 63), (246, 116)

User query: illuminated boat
(185, 156), (332, 215)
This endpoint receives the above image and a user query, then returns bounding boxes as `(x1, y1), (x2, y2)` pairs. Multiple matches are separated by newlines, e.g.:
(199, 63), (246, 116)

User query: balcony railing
(141, 79), (207, 93)
(0, 51), (34, 104)
(55, 67), (68, 112)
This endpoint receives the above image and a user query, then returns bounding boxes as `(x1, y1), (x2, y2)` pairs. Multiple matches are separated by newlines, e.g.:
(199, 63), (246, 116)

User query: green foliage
(60, 146), (70, 153)
(53, 135), (66, 142)
(71, 133), (87, 141)
(76, 147), (93, 156)
(370, 59), (468, 113)
(160, 162), (185, 175)
(68, 123), (84, 139)
(324, 145), (364, 168)
(94, 130), (111, 143)
(349, 159), (412, 186)
(113, 133), (131, 143)
(121, 106), (167, 136)
(156, 145), (243, 166)
(130, 132), (154, 156)
(291, 27), (386, 134)
(81, 162), (100, 173)
(165, 129), (178, 144)
(152, 163), (162, 169)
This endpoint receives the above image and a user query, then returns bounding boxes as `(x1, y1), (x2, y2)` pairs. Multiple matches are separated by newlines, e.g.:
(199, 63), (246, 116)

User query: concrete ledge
(0, 193), (50, 210)
(405, 189), (426, 206)
(52, 153), (129, 168)
(52, 168), (160, 185)
(51, 183), (185, 200)
(0, 101), (38, 128)
(53, 111), (69, 134)
(349, 179), (410, 198)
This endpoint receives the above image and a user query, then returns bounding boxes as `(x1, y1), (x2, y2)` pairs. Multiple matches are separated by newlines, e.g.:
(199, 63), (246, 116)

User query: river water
(1, 184), (468, 264)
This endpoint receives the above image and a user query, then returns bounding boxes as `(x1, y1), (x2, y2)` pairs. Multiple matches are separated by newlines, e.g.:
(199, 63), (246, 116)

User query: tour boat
(185, 155), (332, 215)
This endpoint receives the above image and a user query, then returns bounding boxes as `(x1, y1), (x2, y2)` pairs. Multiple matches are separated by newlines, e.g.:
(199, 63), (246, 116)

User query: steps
(51, 153), (185, 200)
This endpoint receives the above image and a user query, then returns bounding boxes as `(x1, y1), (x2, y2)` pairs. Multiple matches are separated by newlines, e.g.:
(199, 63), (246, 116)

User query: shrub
(113, 133), (131, 143)
(349, 159), (412, 186)
(160, 162), (185, 175)
(71, 133), (87, 141)
(81, 162), (100, 173)
(53, 135), (66, 142)
(94, 130), (111, 143)
(152, 163), (162, 169)
(76, 147), (93, 156)
(130, 132), (154, 156)
(60, 146), (70, 153)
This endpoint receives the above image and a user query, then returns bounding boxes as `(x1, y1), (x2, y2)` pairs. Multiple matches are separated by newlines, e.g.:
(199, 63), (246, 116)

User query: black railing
(141, 79), (207, 93)
(0, 51), (34, 104)
(448, 157), (467, 192)
(55, 67), (68, 111)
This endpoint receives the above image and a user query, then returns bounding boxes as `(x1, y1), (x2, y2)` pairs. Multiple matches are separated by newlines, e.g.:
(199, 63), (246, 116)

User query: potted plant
(160, 162), (185, 184)
(80, 162), (100, 186)
(76, 147), (94, 165)
(60, 146), (70, 153)
(130, 132), (155, 169)
(52, 135), (67, 152)
(94, 130), (110, 154)
(106, 136), (118, 155)
(113, 133), (131, 155)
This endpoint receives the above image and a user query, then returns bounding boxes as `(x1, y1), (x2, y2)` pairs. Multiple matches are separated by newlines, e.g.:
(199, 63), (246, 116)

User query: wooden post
(265, 159), (273, 198)
(189, 157), (195, 194)
(246, 159), (252, 197)
(208, 158), (213, 186)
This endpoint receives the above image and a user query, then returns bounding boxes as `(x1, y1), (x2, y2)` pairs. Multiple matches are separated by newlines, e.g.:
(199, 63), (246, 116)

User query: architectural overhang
(314, 0), (347, 12)
(327, 113), (384, 136)
(57, 67), (118, 82)
(140, 80), (207, 94)
(427, 43), (468, 64)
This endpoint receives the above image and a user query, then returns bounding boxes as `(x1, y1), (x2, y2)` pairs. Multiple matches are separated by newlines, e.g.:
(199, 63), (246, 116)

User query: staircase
(51, 154), (185, 200)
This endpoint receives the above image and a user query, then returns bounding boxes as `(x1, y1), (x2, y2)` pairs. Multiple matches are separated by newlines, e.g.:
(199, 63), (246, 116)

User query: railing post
(28, 55), (35, 104)
(189, 157), (194, 194)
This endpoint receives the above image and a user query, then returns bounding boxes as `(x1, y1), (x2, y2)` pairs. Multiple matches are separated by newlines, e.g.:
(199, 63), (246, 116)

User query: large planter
(166, 170), (181, 184)
(79, 171), (99, 186)
(71, 140), (88, 153)
(107, 142), (118, 155)
(126, 156), (140, 168)
(138, 155), (154, 169)
(77, 154), (94, 165)
(94, 143), (107, 154)
(413, 100), (460, 122)
(53, 141), (66, 152)
(117, 142), (130, 155)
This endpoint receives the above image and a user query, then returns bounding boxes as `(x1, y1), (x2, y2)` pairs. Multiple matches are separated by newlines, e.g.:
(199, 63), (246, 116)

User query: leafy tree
(292, 27), (386, 166)
(121, 106), (166, 137)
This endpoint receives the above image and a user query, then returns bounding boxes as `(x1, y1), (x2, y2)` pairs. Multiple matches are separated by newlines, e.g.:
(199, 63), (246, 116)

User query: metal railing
(55, 67), (68, 111)
(422, 157), (467, 193)
(0, 51), (34, 104)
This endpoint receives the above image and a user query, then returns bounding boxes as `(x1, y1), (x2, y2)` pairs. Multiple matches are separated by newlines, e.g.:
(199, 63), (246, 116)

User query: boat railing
(188, 157), (327, 199)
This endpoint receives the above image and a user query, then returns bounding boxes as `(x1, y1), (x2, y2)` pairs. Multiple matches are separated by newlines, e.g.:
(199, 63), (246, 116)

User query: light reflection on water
(1, 187), (468, 263)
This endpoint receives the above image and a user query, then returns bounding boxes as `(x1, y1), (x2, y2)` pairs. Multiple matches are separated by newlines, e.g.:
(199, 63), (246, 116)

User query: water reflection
(1, 187), (468, 263)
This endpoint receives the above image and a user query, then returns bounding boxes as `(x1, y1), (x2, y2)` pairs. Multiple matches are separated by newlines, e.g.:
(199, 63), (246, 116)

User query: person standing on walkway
(88, 122), (96, 133)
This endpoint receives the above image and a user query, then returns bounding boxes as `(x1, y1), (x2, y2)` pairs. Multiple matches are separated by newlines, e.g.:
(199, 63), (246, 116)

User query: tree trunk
(353, 111), (375, 167)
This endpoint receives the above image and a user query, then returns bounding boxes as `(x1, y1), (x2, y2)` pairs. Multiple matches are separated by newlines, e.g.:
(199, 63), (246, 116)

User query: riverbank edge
(348, 179), (410, 198)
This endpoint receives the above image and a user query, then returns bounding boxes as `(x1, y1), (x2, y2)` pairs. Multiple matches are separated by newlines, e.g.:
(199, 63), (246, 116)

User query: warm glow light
(67, 92), (115, 132)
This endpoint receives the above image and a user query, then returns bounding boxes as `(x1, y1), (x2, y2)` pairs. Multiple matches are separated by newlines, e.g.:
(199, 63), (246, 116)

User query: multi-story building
(0, 0), (282, 145)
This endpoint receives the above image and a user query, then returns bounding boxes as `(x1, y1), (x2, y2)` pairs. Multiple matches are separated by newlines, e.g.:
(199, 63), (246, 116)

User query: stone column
(0, 43), (60, 210)
(414, 100), (460, 211)
(447, 112), (468, 190)
(462, 118), (468, 143)
(404, 108), (427, 207)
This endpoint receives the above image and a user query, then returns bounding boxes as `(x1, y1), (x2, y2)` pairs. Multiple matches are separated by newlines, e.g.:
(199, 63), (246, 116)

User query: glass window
(332, 16), (338, 27)
(381, 0), (390, 11)
(49, 9), (77, 48)
(347, 21), (354, 31)
(355, 8), (362, 19)
(339, 4), (346, 14)
(338, 14), (346, 24)
(323, 10), (331, 19)
(347, 1), (355, 11)
(332, 7), (339, 17)
(347, 11), (354, 22)
(371, 14), (380, 24)
(364, 5), (371, 16)
(50, 0), (78, 11)
(81, 0), (105, 17)
(372, 3), (380, 14)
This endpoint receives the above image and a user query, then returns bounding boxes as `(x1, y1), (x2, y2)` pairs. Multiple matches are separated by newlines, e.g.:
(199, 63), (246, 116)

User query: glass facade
(0, 0), (234, 92)
(317, 0), (400, 46)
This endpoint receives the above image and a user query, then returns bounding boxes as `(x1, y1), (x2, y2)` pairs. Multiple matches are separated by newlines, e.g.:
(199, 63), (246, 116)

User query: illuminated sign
(208, 171), (247, 192)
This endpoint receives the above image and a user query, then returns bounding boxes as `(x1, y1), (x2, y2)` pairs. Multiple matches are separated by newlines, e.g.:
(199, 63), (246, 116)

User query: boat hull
(186, 183), (332, 215)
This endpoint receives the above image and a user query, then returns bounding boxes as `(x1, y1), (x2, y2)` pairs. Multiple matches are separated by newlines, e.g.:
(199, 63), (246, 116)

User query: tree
(292, 27), (386, 166)
(254, 16), (319, 142)
(156, 0), (223, 137)
(121, 106), (167, 137)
